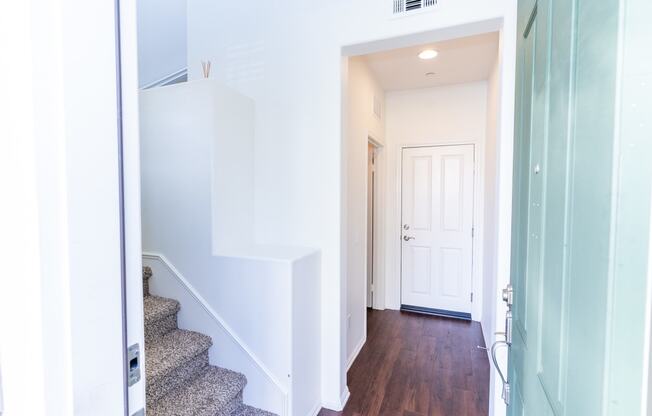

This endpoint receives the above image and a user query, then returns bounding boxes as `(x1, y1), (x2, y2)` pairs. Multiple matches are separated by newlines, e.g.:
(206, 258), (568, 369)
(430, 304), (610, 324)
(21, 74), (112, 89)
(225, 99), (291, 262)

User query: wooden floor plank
(319, 309), (489, 416)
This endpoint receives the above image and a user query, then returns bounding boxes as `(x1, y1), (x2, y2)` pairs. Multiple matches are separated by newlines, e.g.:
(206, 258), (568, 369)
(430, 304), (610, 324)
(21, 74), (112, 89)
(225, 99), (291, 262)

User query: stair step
(146, 329), (212, 402)
(148, 366), (247, 416)
(144, 296), (180, 341)
(232, 404), (277, 416)
(143, 266), (153, 296)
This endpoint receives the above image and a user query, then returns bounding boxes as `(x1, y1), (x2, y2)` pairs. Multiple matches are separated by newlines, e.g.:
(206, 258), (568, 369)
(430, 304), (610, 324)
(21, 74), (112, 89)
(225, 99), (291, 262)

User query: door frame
(367, 133), (386, 312)
(396, 141), (484, 321)
(115, 0), (147, 413)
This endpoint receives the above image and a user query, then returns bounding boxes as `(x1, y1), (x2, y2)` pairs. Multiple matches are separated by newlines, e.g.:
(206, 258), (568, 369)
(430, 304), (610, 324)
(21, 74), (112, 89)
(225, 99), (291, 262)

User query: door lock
(502, 284), (513, 307)
(403, 235), (415, 241)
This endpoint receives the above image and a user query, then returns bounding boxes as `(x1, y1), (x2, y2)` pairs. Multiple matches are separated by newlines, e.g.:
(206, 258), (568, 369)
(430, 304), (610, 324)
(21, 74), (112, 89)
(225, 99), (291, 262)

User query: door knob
(403, 235), (415, 241)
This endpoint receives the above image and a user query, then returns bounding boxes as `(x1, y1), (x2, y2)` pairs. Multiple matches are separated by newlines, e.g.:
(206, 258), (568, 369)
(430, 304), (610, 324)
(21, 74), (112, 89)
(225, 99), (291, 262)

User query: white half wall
(384, 81), (490, 321)
(137, 0), (187, 87)
(140, 80), (256, 254)
(143, 254), (289, 415)
(344, 57), (386, 366)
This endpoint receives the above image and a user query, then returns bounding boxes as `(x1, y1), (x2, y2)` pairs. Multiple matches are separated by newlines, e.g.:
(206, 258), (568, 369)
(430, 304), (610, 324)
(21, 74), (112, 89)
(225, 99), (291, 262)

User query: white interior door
(401, 144), (474, 316)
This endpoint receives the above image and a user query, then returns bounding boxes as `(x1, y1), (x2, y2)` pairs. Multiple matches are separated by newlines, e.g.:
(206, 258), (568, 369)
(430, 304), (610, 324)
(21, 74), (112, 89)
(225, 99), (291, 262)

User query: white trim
(394, 141), (485, 321)
(0, 361), (4, 414)
(642, 182), (652, 416)
(641, 244), (652, 416)
(141, 67), (188, 90)
(367, 133), (386, 311)
(340, 388), (351, 409)
(142, 252), (290, 415)
(347, 335), (366, 370)
(322, 387), (351, 412)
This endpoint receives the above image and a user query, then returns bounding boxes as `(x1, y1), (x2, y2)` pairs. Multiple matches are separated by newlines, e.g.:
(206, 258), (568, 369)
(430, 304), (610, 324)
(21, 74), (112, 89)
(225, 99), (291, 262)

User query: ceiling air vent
(393, 0), (437, 14)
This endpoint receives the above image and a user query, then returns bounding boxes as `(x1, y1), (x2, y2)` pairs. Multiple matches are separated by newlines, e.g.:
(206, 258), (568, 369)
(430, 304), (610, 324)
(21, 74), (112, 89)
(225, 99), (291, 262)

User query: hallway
(320, 310), (489, 416)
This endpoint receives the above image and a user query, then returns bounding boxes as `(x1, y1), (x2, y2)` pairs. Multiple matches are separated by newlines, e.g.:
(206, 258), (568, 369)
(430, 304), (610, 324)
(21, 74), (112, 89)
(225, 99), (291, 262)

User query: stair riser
(217, 389), (243, 416)
(147, 350), (209, 403)
(154, 387), (243, 416)
(143, 266), (152, 296)
(145, 313), (178, 343)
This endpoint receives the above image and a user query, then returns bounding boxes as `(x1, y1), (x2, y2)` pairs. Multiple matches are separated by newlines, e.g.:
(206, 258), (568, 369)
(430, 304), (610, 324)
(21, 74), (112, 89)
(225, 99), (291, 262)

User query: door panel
(401, 145), (474, 315)
(538, 0), (574, 409)
(412, 157), (433, 230)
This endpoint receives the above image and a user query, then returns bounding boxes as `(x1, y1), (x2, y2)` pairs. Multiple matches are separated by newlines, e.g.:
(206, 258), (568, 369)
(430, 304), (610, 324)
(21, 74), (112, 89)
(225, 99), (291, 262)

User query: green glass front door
(505, 0), (652, 415)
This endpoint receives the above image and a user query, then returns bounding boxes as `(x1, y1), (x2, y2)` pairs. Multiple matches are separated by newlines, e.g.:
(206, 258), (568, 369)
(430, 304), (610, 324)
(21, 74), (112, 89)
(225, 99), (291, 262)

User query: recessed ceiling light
(418, 49), (438, 60)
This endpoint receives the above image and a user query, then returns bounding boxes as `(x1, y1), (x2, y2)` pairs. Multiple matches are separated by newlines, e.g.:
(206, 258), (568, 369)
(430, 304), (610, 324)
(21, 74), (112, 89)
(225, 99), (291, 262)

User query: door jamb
(396, 141), (484, 321)
(367, 134), (385, 312)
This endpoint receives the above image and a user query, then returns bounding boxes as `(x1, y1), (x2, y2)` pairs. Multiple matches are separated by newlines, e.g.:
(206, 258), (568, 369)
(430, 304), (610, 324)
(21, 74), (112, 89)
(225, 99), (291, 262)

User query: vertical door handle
(505, 310), (513, 345)
(491, 340), (511, 406)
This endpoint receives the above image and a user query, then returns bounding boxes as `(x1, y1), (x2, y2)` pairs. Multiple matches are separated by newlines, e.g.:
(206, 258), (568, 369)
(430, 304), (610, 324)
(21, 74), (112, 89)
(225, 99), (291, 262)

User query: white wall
(482, 55), (500, 370)
(490, 25), (517, 416)
(344, 57), (385, 366)
(137, 0), (187, 87)
(384, 81), (489, 320)
(140, 80), (256, 255)
(187, 0), (517, 410)
(139, 81), (322, 415)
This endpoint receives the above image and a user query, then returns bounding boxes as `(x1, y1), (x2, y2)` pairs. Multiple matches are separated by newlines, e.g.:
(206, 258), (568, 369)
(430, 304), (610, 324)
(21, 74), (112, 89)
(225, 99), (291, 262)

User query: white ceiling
(362, 32), (499, 91)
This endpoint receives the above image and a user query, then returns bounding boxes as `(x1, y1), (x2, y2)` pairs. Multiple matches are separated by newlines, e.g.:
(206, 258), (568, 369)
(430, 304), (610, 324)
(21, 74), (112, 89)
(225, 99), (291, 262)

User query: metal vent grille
(393, 0), (437, 14)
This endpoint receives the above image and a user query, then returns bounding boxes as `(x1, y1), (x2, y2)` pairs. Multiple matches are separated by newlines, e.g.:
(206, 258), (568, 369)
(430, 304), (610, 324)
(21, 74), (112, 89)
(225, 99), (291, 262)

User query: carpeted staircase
(143, 266), (276, 416)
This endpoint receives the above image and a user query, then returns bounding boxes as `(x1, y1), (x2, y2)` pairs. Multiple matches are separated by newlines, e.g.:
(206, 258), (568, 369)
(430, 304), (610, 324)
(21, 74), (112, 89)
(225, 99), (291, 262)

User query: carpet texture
(143, 266), (278, 416)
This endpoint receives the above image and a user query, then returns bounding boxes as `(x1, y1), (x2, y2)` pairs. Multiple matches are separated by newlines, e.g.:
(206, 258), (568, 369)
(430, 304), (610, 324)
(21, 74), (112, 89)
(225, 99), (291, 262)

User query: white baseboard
(307, 402), (322, 416)
(347, 336), (366, 370)
(340, 388), (351, 410)
(321, 387), (351, 412)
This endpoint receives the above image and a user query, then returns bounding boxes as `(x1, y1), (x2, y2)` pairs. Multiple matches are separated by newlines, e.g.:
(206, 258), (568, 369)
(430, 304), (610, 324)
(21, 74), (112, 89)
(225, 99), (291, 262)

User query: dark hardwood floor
(319, 309), (489, 416)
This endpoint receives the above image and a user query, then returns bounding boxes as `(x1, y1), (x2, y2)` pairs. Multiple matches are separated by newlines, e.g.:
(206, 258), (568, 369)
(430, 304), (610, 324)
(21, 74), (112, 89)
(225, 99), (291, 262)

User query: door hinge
(471, 227), (475, 238)
(470, 292), (474, 302)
